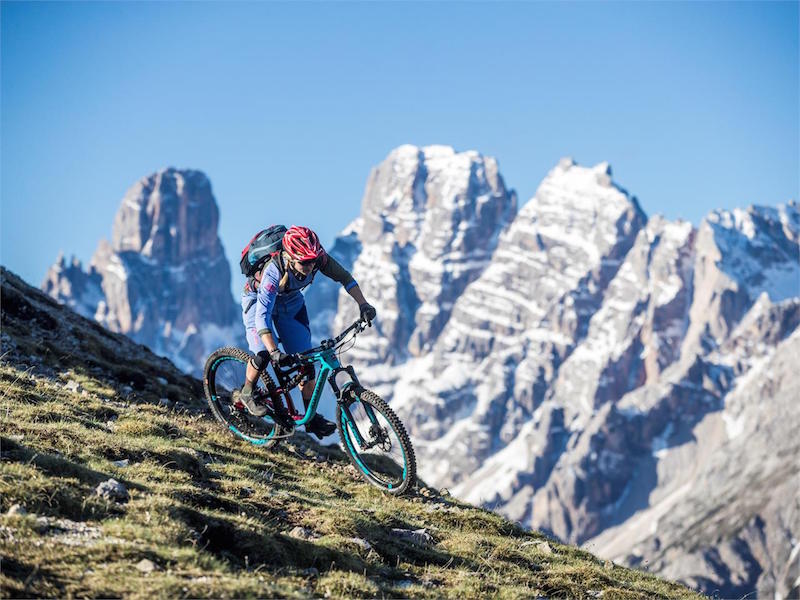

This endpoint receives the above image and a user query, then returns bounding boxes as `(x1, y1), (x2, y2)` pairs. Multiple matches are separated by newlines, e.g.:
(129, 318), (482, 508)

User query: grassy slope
(0, 268), (703, 599)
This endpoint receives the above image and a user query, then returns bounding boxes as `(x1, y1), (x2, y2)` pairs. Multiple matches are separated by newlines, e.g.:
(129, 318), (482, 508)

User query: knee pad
(250, 350), (269, 372)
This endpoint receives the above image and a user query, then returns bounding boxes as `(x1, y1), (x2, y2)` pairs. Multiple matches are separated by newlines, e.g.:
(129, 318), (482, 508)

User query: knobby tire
(203, 346), (285, 448)
(336, 387), (417, 495)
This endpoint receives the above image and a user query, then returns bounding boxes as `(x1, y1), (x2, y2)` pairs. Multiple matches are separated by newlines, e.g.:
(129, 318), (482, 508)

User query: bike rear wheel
(203, 347), (286, 447)
(336, 387), (416, 495)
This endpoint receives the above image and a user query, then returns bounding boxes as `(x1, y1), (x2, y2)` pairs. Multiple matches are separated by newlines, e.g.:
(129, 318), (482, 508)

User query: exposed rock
(390, 527), (433, 546)
(521, 540), (553, 554)
(287, 526), (319, 541)
(64, 380), (83, 394)
(307, 144), (517, 365)
(41, 254), (104, 321)
(27, 515), (110, 547)
(349, 537), (372, 551)
(7, 504), (27, 517)
(95, 478), (129, 503)
(135, 558), (157, 574)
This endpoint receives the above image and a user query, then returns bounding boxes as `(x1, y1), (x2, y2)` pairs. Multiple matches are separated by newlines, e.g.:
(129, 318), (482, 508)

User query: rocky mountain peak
(682, 201), (799, 355)
(112, 168), (220, 264)
(704, 202), (799, 301)
(42, 253), (104, 319)
(528, 158), (641, 214)
(314, 145), (518, 363)
(359, 144), (515, 253)
(43, 168), (240, 375)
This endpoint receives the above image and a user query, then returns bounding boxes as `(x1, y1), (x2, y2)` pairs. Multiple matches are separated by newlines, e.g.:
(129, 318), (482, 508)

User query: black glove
(359, 302), (377, 325)
(269, 348), (291, 368)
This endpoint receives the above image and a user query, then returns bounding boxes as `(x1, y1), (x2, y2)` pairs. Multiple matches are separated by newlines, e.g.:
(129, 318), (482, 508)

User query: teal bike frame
(284, 346), (346, 427)
(264, 319), (379, 445)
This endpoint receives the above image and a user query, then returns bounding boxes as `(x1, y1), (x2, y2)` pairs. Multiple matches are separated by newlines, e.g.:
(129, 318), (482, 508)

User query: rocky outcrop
(41, 253), (104, 318)
(42, 168), (241, 375)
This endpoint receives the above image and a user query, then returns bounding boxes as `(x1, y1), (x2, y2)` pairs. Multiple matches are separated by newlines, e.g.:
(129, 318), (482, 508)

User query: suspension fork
(331, 367), (383, 447)
(341, 402), (386, 450)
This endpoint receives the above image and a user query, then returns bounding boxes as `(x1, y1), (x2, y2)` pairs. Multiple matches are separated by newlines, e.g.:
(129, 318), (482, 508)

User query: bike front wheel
(336, 386), (417, 495)
(203, 347), (286, 448)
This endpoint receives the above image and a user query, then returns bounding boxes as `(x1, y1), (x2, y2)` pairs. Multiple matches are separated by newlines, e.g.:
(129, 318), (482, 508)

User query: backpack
(239, 225), (287, 277)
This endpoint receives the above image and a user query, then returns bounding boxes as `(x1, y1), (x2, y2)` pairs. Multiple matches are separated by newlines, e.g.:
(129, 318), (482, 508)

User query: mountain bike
(202, 318), (417, 495)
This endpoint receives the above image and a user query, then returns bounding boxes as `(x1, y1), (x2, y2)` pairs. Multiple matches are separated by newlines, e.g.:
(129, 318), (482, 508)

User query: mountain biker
(234, 225), (377, 439)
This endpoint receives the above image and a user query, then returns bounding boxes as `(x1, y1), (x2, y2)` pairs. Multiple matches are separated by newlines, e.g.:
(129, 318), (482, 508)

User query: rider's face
(292, 259), (315, 276)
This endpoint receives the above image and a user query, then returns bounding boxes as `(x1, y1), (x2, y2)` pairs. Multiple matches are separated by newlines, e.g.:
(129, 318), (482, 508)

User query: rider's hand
(359, 302), (377, 326)
(269, 348), (289, 368)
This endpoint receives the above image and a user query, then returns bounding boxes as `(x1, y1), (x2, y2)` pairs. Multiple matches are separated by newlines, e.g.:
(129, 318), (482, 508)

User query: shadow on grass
(169, 505), (366, 573)
(1, 437), (147, 520)
(1, 555), (61, 598)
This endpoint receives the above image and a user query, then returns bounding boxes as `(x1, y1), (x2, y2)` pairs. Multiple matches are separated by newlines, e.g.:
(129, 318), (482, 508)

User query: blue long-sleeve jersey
(244, 253), (358, 337)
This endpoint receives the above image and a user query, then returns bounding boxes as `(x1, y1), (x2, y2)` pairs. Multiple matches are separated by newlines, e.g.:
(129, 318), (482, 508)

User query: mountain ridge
(307, 146), (799, 599)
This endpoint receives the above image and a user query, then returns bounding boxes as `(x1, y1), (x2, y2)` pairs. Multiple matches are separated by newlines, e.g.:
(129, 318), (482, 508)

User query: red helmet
(282, 226), (325, 262)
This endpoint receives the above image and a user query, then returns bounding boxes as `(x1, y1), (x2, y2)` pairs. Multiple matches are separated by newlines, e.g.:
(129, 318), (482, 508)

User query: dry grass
(0, 361), (704, 599)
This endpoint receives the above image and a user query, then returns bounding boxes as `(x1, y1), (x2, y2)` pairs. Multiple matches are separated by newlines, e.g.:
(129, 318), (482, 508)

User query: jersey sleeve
(320, 254), (358, 291)
(255, 262), (281, 336)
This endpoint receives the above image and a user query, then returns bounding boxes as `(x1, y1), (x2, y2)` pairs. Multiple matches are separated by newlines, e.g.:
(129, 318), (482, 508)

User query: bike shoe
(305, 414), (337, 440)
(232, 387), (267, 417)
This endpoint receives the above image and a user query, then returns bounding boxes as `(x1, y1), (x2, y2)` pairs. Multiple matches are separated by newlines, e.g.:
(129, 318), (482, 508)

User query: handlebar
(293, 317), (370, 363)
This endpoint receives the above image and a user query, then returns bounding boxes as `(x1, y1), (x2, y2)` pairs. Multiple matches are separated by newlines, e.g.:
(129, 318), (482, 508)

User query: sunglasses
(295, 258), (317, 267)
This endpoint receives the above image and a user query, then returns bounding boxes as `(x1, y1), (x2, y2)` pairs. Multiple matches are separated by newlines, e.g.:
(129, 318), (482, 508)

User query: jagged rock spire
(43, 168), (240, 375)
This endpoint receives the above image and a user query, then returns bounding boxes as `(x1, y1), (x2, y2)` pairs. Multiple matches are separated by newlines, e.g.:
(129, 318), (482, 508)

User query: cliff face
(307, 146), (800, 599)
(42, 168), (241, 375)
(306, 144), (518, 372)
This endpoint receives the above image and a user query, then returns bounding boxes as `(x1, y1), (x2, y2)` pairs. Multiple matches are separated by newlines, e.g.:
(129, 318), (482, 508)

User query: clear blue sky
(2, 1), (798, 293)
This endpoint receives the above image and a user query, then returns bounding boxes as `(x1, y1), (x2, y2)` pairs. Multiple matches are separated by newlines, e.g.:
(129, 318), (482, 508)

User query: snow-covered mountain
(42, 168), (241, 375)
(308, 146), (800, 599)
(306, 143), (518, 376)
